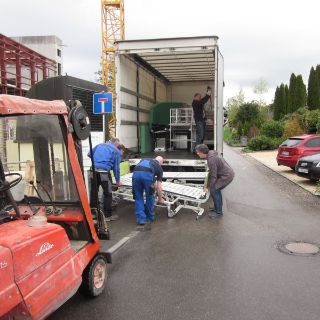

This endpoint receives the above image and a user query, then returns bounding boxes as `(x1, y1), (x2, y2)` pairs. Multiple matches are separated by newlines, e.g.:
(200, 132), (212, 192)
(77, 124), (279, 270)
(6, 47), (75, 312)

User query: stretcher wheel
(167, 209), (175, 218)
(80, 253), (107, 297)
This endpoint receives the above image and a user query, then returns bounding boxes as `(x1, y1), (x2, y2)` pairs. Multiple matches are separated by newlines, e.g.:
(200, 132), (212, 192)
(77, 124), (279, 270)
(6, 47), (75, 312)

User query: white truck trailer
(114, 35), (224, 154)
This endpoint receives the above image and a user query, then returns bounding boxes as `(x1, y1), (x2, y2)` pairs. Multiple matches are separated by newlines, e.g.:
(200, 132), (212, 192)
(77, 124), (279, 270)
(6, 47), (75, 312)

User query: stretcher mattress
(163, 171), (207, 180)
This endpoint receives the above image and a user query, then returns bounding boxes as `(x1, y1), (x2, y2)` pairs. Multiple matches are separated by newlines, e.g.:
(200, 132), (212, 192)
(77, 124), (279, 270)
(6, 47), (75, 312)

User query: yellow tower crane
(101, 0), (124, 137)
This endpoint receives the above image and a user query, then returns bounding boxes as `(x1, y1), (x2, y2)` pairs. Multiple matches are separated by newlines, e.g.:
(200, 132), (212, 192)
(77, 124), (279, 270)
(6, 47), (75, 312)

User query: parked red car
(277, 134), (320, 169)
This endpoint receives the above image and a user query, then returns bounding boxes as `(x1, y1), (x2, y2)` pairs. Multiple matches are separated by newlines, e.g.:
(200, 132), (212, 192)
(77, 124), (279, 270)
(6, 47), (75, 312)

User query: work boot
(105, 214), (119, 222)
(208, 212), (222, 219)
(145, 221), (152, 231)
(136, 223), (145, 231)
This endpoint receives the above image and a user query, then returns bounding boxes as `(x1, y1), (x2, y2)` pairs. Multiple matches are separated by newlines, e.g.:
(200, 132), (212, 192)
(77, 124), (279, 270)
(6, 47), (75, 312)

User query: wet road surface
(50, 145), (320, 320)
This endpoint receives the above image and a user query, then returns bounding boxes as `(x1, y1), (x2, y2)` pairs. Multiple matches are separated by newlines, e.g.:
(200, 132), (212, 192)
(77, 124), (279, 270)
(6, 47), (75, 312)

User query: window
(304, 138), (320, 147)
(281, 138), (303, 147)
(57, 49), (61, 57)
(1, 115), (79, 202)
(58, 63), (61, 76)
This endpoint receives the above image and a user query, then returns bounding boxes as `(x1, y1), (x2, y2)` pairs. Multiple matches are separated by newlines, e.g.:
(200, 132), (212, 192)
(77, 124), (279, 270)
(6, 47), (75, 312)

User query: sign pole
(103, 114), (106, 143)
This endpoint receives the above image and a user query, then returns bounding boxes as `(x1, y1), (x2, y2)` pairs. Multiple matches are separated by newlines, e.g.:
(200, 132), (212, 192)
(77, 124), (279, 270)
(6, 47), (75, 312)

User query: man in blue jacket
(132, 156), (164, 230)
(88, 137), (125, 221)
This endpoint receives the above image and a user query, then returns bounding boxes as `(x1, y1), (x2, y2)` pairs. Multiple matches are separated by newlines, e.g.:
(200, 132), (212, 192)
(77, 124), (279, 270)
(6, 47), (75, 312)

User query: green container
(138, 102), (185, 154)
(139, 124), (153, 153)
(149, 102), (184, 129)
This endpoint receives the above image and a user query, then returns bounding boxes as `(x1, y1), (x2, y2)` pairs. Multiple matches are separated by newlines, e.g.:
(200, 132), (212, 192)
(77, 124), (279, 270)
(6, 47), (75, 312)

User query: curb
(237, 148), (320, 196)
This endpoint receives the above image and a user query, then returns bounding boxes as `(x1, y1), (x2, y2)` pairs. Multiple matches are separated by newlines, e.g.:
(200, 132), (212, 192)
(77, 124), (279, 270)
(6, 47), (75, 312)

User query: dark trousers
(195, 120), (205, 150)
(210, 184), (223, 214)
(90, 171), (112, 217)
(210, 181), (232, 214)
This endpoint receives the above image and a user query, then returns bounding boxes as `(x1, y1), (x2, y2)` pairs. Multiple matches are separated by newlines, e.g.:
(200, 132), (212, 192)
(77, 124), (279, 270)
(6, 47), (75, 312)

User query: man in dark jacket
(192, 86), (212, 151)
(195, 144), (234, 218)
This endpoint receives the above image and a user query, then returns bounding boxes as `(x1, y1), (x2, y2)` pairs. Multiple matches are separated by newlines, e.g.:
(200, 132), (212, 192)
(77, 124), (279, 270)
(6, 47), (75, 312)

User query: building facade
(0, 34), (62, 96)
(11, 35), (63, 76)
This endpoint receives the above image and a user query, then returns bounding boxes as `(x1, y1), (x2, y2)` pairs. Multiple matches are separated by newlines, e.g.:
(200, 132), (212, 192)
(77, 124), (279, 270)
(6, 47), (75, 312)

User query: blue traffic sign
(93, 92), (113, 114)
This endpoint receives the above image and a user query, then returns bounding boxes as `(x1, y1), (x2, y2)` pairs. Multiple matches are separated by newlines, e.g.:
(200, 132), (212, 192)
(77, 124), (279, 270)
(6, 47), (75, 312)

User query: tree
(279, 83), (287, 117)
(287, 73), (297, 113)
(225, 89), (245, 109)
(294, 75), (307, 110)
(234, 102), (263, 136)
(225, 89), (245, 128)
(307, 67), (320, 110)
(316, 64), (320, 83)
(253, 78), (268, 106)
(94, 61), (103, 83)
(285, 84), (289, 114)
(273, 83), (287, 120)
(273, 86), (281, 120)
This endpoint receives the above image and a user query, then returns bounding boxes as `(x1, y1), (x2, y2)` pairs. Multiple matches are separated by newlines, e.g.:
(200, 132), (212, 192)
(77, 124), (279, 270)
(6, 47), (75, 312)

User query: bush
(224, 127), (240, 146)
(317, 119), (320, 133)
(234, 102), (265, 136)
(247, 135), (281, 151)
(306, 110), (320, 133)
(280, 113), (292, 123)
(272, 137), (284, 148)
(260, 120), (284, 138)
(282, 113), (304, 139)
(296, 107), (320, 133)
(223, 126), (232, 142)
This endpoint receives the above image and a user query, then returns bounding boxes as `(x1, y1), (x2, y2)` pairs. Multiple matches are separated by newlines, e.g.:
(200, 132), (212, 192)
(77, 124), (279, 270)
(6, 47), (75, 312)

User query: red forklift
(0, 95), (111, 319)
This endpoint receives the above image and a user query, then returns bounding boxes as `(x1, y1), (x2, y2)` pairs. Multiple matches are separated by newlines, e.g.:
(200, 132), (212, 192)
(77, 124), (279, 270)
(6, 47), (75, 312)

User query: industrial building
(11, 35), (63, 76)
(0, 34), (60, 96)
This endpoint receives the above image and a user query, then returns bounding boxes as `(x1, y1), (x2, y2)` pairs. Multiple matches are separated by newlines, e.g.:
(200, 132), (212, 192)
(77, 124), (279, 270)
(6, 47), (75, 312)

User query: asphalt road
(49, 145), (320, 320)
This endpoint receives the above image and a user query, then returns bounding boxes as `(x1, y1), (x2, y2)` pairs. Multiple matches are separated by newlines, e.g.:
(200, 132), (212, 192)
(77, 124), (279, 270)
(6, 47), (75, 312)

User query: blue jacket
(134, 159), (163, 182)
(88, 143), (121, 182)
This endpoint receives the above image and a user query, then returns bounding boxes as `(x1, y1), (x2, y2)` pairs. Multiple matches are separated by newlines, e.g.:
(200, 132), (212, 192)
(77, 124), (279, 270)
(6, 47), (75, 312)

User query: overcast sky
(2, 0), (320, 105)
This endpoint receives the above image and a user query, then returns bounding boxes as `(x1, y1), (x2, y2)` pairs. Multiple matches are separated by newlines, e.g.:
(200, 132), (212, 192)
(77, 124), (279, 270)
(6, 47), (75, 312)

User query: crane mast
(101, 0), (124, 137)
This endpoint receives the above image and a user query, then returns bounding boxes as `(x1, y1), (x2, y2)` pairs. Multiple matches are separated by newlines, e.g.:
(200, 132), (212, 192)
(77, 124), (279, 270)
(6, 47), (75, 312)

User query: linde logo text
(36, 242), (54, 256)
(0, 261), (8, 269)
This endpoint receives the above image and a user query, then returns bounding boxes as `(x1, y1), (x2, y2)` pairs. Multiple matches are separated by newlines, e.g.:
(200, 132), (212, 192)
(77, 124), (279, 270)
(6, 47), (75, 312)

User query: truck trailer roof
(115, 35), (219, 83)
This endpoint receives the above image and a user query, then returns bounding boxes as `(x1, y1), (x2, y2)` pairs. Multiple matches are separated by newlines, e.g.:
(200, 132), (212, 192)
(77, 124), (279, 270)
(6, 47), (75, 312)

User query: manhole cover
(276, 241), (320, 256)
(285, 242), (319, 254)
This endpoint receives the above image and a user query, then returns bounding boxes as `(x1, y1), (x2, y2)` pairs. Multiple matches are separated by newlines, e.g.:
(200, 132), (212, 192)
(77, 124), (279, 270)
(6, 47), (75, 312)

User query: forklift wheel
(80, 254), (107, 297)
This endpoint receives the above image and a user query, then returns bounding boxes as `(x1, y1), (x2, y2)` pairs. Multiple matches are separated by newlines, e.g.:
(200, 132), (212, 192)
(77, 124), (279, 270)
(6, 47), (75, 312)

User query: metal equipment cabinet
(169, 108), (194, 151)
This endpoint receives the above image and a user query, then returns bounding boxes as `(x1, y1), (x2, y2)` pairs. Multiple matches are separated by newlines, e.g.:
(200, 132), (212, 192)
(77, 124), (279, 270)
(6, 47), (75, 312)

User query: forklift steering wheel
(0, 173), (23, 192)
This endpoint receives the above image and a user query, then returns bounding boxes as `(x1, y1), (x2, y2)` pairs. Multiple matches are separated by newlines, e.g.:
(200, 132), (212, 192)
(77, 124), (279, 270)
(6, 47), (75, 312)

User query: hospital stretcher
(113, 172), (209, 220)
(161, 172), (208, 187)
(162, 171), (207, 181)
(129, 158), (207, 169)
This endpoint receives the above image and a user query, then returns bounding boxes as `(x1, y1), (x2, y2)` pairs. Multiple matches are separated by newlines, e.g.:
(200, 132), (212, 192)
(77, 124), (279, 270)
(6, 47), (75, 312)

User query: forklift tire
(80, 254), (107, 297)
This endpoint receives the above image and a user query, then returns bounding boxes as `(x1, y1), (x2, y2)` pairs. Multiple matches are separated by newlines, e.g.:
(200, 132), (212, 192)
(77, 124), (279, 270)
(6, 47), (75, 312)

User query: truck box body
(114, 36), (224, 154)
